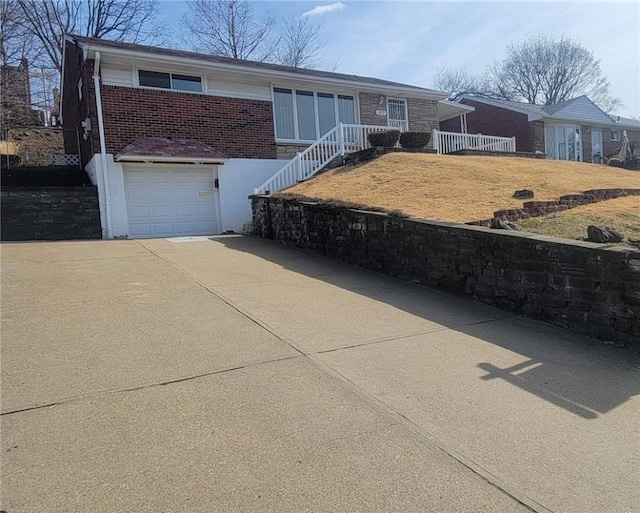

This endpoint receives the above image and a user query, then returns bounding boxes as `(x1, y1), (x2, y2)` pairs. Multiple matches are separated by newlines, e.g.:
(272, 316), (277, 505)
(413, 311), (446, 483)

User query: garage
(112, 138), (228, 239)
(124, 164), (221, 238)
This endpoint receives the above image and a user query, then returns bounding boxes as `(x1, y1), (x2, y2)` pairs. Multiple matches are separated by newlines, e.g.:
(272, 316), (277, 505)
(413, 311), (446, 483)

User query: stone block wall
(252, 195), (640, 351)
(276, 143), (311, 160)
(1, 187), (102, 241)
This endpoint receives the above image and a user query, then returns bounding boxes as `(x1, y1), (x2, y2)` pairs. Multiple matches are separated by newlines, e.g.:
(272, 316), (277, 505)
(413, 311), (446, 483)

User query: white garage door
(124, 166), (220, 238)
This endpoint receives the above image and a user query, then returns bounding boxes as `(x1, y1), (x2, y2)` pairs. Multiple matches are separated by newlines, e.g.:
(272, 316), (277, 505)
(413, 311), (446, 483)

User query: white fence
(433, 130), (516, 155)
(254, 123), (395, 195)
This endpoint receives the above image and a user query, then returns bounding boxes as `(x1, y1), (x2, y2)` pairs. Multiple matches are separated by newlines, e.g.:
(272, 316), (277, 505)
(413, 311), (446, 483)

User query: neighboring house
(60, 35), (469, 239)
(440, 95), (640, 163)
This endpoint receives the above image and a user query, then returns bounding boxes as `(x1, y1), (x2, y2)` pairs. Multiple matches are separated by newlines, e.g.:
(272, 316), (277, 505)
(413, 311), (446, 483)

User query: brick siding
(531, 120), (544, 153)
(603, 127), (640, 158)
(441, 99), (534, 152)
(97, 85), (276, 159)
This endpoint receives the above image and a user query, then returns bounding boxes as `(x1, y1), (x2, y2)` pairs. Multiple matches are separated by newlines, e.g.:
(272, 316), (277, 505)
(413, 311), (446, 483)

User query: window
(274, 88), (295, 139)
(388, 98), (408, 131)
(138, 70), (202, 93)
(296, 90), (316, 140)
(611, 130), (620, 142)
(273, 88), (356, 141)
(317, 93), (336, 136)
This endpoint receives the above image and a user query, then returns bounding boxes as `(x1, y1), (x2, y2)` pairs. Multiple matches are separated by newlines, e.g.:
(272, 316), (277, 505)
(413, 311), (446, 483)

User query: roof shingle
(116, 137), (227, 161)
(69, 35), (444, 94)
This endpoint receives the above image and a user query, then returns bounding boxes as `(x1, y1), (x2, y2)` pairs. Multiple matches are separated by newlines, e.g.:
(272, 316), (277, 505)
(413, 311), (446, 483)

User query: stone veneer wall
(252, 195), (640, 351)
(1, 187), (102, 241)
(358, 93), (389, 126)
(407, 98), (439, 132)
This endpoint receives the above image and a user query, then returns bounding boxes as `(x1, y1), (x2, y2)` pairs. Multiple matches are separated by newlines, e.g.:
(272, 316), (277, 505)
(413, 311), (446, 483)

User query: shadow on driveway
(213, 236), (640, 420)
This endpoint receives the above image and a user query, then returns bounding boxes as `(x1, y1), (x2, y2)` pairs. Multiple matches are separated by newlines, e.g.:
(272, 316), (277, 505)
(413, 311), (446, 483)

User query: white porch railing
(433, 129), (516, 154)
(254, 123), (394, 195)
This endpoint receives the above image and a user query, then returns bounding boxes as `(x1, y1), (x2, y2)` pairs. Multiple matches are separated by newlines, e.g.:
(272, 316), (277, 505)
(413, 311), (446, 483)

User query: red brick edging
(467, 188), (640, 226)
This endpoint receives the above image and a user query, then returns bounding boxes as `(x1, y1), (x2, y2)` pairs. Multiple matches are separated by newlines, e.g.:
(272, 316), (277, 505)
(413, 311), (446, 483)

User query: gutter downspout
(92, 51), (112, 238)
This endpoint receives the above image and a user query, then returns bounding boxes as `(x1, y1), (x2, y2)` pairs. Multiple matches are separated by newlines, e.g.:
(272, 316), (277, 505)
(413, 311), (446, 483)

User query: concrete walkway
(1, 236), (638, 512)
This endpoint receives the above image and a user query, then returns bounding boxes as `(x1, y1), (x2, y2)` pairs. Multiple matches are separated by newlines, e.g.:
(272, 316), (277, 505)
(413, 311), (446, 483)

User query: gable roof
(457, 94), (633, 127)
(67, 35), (447, 99)
(116, 137), (227, 163)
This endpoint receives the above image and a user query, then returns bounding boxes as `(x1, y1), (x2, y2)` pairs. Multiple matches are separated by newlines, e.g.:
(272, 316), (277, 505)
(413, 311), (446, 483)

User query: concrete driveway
(2, 236), (639, 512)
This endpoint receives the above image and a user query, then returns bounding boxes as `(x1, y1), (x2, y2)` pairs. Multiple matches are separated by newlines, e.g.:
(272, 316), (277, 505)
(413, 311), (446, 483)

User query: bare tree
(433, 67), (502, 101)
(276, 16), (323, 68)
(181, 0), (278, 61)
(1, 0), (35, 66)
(488, 35), (623, 112)
(16, 0), (168, 72)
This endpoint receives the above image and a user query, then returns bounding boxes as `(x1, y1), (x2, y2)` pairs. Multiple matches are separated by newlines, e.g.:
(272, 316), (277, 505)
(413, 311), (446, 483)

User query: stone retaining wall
(252, 195), (640, 352)
(1, 187), (102, 241)
(469, 188), (640, 226)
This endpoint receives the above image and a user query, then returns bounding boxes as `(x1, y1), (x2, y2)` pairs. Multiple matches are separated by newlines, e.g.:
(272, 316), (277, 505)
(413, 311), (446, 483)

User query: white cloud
(301, 2), (346, 18)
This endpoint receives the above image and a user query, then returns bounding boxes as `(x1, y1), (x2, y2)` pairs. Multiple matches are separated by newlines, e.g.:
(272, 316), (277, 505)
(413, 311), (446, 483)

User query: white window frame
(271, 86), (360, 143)
(387, 97), (409, 131)
(544, 123), (582, 162)
(611, 130), (620, 142)
(135, 67), (206, 94)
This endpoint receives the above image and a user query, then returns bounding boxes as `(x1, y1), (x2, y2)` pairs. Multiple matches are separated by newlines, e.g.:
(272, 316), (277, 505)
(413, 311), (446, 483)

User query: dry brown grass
(283, 153), (640, 222)
(516, 196), (640, 243)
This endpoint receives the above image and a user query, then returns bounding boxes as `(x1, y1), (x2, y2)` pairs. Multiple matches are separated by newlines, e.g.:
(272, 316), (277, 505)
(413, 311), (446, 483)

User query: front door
(387, 98), (408, 131)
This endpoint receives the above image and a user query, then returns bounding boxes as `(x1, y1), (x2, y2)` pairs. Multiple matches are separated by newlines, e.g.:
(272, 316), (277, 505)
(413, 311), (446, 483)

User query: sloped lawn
(282, 153), (640, 223)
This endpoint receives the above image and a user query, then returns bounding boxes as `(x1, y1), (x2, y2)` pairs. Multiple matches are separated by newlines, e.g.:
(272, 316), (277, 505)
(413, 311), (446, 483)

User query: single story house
(439, 95), (640, 163)
(60, 35), (470, 239)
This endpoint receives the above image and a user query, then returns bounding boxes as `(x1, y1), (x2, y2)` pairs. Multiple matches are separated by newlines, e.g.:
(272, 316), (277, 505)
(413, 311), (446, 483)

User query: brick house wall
(62, 42), (95, 166)
(531, 120), (544, 154)
(440, 99), (533, 152)
(97, 84), (276, 159)
(603, 127), (640, 158)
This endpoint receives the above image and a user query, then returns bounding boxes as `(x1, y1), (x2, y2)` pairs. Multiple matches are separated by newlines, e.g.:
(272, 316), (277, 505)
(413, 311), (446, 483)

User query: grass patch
(284, 153), (640, 222)
(515, 196), (640, 244)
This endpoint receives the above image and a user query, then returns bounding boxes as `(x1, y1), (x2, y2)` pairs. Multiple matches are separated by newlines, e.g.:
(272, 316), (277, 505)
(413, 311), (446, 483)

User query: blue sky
(158, 1), (640, 116)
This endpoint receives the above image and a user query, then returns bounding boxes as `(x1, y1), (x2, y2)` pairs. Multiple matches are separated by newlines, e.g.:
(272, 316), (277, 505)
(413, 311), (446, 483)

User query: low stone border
(468, 188), (640, 226)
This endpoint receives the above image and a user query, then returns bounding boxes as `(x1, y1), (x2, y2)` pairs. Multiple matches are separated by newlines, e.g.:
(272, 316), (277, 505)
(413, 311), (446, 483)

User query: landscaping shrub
(399, 131), (431, 149)
(368, 130), (400, 148)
